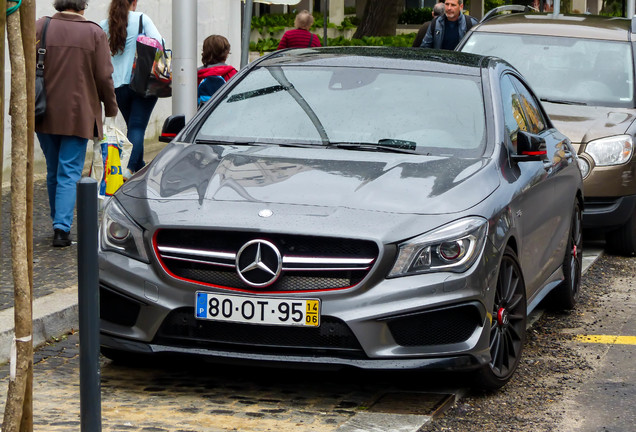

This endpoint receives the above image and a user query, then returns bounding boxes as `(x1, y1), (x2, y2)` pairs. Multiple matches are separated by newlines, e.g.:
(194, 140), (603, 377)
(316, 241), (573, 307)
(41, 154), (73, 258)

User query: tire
(474, 246), (527, 390)
(605, 211), (636, 256)
(551, 200), (583, 310)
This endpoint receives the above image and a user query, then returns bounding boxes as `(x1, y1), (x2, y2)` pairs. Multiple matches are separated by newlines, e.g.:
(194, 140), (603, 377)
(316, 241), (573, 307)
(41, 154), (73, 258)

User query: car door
(500, 73), (565, 297)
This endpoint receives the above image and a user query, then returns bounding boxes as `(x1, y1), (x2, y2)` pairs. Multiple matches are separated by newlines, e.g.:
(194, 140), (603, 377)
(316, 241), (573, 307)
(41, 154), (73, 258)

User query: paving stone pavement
(0, 332), (386, 431)
(0, 179), (78, 311)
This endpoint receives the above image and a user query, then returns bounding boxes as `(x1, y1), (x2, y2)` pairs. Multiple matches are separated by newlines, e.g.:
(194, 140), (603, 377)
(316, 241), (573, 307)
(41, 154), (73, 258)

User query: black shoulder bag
(35, 17), (51, 123)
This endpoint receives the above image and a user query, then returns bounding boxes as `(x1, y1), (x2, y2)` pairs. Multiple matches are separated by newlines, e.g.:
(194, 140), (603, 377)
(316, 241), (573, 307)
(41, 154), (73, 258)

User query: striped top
(277, 28), (322, 50)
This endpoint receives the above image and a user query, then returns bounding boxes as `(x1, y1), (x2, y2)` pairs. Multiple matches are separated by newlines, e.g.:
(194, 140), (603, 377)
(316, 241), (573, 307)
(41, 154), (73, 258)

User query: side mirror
(511, 131), (547, 162)
(159, 114), (185, 143)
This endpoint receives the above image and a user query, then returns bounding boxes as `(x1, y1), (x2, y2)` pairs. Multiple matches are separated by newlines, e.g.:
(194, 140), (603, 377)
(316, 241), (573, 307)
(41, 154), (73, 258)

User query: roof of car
(474, 13), (631, 41)
(255, 46), (490, 75)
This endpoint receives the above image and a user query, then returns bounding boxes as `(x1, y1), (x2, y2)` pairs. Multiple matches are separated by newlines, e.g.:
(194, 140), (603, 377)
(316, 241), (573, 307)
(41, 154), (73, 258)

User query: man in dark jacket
(420, 0), (477, 50)
(412, 2), (446, 48)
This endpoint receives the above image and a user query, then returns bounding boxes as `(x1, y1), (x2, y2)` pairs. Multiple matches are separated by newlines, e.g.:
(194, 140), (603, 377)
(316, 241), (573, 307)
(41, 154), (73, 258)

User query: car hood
(121, 142), (499, 216)
(543, 102), (636, 144)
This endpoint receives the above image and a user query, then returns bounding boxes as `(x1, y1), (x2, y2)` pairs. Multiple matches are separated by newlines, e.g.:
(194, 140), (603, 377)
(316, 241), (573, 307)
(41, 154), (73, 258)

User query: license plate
(195, 291), (321, 327)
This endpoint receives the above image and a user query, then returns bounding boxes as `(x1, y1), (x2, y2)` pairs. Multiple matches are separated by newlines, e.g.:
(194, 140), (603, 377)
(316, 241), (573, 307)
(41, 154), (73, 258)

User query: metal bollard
(77, 177), (102, 431)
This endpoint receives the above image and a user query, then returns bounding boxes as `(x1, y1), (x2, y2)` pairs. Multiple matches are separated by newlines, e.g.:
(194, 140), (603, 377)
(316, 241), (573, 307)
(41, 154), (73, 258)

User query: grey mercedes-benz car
(99, 47), (583, 389)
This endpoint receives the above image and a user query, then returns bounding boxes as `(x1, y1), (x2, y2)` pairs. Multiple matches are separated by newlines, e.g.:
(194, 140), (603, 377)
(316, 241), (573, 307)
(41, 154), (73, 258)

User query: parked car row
(98, 6), (636, 389)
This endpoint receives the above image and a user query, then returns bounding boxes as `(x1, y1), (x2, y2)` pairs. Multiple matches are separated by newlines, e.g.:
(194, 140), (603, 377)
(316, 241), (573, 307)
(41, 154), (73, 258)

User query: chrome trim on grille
(158, 246), (236, 260)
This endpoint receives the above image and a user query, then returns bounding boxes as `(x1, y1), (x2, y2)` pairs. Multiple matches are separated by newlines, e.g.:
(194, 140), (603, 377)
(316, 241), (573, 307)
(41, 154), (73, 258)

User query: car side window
(500, 74), (528, 150)
(509, 76), (547, 134)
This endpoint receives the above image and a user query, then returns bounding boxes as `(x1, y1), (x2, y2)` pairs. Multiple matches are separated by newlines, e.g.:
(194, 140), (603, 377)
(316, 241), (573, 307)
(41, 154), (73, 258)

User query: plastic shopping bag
(91, 122), (132, 201)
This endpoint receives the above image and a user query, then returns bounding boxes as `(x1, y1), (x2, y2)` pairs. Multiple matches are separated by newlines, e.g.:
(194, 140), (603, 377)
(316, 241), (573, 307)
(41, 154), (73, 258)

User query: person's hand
(104, 116), (116, 128)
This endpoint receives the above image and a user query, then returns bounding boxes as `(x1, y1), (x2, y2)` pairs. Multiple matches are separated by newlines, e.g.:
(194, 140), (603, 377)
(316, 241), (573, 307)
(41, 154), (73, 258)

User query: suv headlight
(389, 217), (488, 277)
(100, 198), (149, 263)
(585, 135), (633, 166)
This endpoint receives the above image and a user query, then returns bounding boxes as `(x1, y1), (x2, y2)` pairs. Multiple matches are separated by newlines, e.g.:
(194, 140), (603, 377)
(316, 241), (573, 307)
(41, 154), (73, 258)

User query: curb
(0, 287), (78, 364)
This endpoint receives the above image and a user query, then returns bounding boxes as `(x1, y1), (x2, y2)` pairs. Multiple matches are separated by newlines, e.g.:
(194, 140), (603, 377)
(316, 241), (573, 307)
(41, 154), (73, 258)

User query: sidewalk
(0, 140), (166, 363)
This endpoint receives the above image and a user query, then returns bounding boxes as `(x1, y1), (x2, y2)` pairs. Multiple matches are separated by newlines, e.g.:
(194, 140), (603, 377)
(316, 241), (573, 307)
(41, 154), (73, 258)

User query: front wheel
(551, 200), (583, 310)
(474, 246), (527, 390)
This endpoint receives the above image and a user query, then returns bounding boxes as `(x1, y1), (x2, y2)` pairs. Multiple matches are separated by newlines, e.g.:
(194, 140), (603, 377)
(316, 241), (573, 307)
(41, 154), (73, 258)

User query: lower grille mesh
(153, 308), (365, 357)
(387, 304), (482, 346)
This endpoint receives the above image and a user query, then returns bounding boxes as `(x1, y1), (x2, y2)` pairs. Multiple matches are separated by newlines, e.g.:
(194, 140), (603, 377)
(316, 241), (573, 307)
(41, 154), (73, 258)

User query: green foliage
(600, 0), (624, 16)
(484, 0), (509, 13)
(398, 7), (433, 24)
(251, 13), (297, 31)
(251, 33), (418, 54)
(344, 6), (356, 14)
(250, 38), (280, 53)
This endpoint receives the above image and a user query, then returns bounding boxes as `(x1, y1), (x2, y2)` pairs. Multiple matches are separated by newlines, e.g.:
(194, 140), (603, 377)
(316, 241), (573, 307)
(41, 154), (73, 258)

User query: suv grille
(154, 229), (378, 293)
(153, 307), (365, 357)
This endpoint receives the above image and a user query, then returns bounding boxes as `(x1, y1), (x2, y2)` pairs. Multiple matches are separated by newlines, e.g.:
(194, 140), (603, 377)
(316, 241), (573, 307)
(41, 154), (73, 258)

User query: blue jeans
(115, 85), (158, 172)
(37, 133), (88, 233)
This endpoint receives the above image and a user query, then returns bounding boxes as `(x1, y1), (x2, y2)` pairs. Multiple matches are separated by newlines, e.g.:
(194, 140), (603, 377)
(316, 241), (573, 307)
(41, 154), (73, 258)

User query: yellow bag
(103, 143), (124, 196)
(91, 121), (132, 199)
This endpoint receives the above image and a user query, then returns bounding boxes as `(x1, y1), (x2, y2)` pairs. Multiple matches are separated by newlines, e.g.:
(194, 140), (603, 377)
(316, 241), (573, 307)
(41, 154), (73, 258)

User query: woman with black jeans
(100, 0), (164, 176)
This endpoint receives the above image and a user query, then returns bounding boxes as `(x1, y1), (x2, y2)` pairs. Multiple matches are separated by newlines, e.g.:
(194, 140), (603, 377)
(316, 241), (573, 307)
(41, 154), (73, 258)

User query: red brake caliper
(497, 307), (507, 326)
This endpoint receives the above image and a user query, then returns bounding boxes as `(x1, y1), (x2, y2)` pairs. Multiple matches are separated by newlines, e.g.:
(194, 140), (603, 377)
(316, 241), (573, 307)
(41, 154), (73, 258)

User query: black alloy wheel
(551, 200), (583, 310)
(475, 246), (527, 390)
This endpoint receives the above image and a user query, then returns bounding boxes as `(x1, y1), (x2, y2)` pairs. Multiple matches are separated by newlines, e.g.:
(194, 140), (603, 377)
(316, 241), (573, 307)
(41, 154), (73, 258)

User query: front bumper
(98, 238), (498, 372)
(100, 332), (490, 371)
(582, 194), (636, 230)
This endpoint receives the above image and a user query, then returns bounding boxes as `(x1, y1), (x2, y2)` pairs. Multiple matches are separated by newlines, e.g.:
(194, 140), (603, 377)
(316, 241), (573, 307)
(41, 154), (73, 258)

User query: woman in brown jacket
(35, 0), (118, 247)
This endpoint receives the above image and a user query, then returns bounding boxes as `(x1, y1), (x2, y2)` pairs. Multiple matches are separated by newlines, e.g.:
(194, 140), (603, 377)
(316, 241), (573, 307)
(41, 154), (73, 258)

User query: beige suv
(458, 7), (636, 255)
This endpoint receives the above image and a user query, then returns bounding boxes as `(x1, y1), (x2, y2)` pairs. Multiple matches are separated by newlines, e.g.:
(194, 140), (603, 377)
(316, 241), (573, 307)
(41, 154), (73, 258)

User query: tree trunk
(19, 1), (36, 430)
(2, 5), (33, 431)
(352, 0), (402, 38)
(0, 0), (5, 267)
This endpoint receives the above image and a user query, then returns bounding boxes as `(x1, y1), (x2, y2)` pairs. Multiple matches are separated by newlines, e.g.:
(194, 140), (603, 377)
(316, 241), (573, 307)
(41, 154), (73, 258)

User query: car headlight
(389, 217), (488, 277)
(100, 198), (149, 263)
(577, 157), (590, 179)
(585, 135), (633, 166)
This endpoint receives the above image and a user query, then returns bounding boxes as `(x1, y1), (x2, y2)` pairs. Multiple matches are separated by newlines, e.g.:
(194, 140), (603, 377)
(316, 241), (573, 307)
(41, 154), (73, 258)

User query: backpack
(430, 13), (476, 38)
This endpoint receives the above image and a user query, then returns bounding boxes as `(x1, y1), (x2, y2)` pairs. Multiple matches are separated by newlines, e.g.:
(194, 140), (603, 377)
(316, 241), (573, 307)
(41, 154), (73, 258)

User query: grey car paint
(98, 48), (583, 387)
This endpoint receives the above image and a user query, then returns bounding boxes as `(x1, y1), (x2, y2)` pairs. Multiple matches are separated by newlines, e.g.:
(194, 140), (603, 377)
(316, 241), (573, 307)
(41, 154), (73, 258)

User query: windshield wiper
(327, 139), (419, 154)
(540, 98), (587, 106)
(195, 139), (259, 146)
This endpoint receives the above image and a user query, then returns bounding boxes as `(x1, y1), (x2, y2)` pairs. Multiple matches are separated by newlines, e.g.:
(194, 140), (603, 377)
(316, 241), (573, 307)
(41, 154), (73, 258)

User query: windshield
(196, 66), (487, 157)
(462, 33), (634, 108)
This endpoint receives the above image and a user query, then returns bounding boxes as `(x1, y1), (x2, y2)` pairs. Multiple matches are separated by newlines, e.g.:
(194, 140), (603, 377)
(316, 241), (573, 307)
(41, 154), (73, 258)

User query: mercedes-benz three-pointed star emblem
(236, 239), (282, 287)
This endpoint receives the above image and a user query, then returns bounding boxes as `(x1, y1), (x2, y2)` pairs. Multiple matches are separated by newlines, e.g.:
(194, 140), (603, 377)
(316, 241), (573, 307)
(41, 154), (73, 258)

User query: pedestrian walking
(35, 0), (118, 247)
(412, 2), (446, 48)
(420, 0), (477, 50)
(100, 0), (164, 175)
(277, 10), (322, 49)
(197, 35), (238, 108)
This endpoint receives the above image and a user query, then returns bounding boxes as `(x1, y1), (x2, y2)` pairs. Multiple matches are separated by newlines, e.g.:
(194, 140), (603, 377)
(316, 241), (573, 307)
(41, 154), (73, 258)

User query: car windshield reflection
(196, 66), (487, 157)
(462, 33), (634, 108)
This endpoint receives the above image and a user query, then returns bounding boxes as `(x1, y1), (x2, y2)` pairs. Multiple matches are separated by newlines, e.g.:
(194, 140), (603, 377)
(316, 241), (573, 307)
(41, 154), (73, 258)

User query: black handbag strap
(308, 34), (313, 48)
(138, 14), (144, 35)
(36, 17), (51, 76)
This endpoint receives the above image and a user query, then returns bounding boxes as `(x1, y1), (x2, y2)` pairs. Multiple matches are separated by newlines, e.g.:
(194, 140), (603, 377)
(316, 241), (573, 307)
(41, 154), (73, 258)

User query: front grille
(386, 304), (482, 346)
(154, 229), (378, 292)
(100, 285), (142, 327)
(153, 307), (365, 358)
